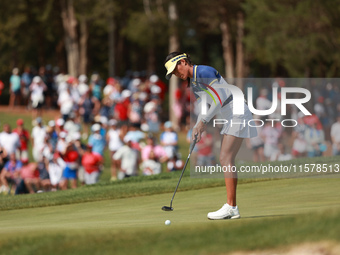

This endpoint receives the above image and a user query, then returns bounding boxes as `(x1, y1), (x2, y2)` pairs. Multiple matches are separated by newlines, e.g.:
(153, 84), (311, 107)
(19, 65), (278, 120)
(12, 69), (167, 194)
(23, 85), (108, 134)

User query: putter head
(162, 206), (173, 211)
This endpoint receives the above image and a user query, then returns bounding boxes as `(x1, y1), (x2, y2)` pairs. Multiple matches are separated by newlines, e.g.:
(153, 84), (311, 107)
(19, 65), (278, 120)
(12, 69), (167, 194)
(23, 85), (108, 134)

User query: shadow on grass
(241, 214), (287, 219)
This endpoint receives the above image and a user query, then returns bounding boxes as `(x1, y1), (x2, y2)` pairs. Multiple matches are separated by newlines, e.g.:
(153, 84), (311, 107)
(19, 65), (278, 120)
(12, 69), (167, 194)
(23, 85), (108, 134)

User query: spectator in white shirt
(113, 136), (140, 179)
(31, 117), (46, 162)
(256, 88), (272, 111)
(0, 123), (20, 157)
(29, 76), (47, 118)
(106, 119), (123, 181)
(58, 83), (74, 121)
(77, 74), (89, 96)
(331, 114), (340, 156)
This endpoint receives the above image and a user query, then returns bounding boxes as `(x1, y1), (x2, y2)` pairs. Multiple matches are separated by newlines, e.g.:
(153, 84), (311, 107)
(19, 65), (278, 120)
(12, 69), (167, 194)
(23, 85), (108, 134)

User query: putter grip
(190, 134), (198, 153)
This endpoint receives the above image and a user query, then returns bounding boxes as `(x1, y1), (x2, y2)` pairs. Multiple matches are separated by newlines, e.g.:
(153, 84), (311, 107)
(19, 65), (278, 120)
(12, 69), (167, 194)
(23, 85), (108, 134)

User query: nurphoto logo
(199, 82), (312, 128)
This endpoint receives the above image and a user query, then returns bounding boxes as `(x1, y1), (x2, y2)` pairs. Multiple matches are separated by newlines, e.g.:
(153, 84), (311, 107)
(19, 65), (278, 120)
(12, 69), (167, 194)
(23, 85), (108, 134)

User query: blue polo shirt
(88, 133), (106, 156)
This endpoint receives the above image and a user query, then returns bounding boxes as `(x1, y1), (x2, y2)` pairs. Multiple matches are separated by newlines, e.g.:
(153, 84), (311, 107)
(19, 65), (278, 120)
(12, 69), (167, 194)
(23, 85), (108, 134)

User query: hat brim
(165, 63), (176, 80)
(165, 53), (187, 80)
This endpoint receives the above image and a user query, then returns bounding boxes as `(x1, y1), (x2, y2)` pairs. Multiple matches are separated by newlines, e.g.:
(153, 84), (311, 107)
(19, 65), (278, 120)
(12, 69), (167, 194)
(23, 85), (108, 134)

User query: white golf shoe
(207, 203), (241, 220)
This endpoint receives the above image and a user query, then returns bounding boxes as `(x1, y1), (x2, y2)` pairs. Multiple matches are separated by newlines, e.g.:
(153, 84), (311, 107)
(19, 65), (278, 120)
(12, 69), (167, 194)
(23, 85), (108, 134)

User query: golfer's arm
(194, 101), (203, 128)
(194, 102), (221, 126)
(195, 81), (228, 125)
(202, 101), (222, 123)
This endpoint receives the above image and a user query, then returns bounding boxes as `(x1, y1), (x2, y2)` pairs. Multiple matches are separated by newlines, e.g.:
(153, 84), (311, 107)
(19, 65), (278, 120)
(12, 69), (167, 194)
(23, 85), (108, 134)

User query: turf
(1, 110), (340, 254)
(0, 177), (339, 255)
(2, 153), (340, 211)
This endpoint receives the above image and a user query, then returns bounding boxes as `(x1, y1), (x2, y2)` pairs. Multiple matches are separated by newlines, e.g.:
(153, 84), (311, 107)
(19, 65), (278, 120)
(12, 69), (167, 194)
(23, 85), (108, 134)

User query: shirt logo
(192, 81), (223, 106)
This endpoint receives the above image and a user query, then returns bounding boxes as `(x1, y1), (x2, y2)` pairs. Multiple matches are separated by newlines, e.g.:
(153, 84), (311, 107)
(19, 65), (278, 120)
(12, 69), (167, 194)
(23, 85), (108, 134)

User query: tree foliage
(0, 0), (340, 83)
(243, 0), (340, 77)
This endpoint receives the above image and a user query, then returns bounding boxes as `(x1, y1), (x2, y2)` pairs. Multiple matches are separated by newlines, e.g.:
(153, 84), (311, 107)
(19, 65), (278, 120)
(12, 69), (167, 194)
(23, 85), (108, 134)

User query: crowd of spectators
(246, 79), (340, 162)
(0, 66), (186, 195)
(1, 67), (340, 195)
(186, 79), (340, 164)
(0, 115), (184, 194)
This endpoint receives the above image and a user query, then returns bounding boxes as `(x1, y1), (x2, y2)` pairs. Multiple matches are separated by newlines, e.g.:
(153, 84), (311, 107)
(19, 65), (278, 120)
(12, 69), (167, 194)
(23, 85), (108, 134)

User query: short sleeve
(197, 66), (221, 86)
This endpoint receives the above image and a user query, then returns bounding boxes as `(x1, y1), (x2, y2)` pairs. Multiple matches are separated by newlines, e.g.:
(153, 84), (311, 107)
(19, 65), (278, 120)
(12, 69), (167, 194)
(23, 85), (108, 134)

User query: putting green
(1, 177), (340, 255)
(1, 177), (339, 236)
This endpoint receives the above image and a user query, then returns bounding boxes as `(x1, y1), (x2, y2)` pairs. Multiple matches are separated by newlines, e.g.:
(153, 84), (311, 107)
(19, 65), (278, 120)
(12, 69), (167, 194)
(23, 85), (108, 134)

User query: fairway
(1, 177), (340, 255)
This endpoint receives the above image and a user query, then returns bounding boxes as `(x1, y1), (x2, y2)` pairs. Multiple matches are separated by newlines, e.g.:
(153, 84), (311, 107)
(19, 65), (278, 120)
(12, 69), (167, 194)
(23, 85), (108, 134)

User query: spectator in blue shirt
(9, 68), (22, 108)
(21, 67), (32, 105)
(88, 124), (106, 156)
(0, 153), (22, 194)
(124, 123), (145, 143)
(160, 121), (178, 159)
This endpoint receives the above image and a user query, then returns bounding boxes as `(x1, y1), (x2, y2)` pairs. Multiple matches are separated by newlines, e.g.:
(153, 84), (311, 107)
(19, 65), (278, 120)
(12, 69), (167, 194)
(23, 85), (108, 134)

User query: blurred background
(1, 0), (340, 120)
(1, 0), (340, 85)
(1, 0), (340, 181)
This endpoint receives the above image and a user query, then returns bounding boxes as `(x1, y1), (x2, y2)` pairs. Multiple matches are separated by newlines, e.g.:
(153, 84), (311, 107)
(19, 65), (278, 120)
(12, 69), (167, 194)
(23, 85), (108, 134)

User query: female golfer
(164, 52), (257, 220)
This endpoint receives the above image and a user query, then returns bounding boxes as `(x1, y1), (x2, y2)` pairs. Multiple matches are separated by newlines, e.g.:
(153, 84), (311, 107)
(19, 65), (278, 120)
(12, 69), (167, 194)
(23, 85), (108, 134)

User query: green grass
(1, 111), (340, 254)
(0, 170), (225, 211)
(2, 153), (340, 211)
(0, 178), (339, 255)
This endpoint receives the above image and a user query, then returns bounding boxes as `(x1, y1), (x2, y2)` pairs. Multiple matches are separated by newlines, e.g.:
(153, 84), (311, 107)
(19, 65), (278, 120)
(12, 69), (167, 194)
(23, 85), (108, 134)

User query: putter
(162, 134), (198, 211)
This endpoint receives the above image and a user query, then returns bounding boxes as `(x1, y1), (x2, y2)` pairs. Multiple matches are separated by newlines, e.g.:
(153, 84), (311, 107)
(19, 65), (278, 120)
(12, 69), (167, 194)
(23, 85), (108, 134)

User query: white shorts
(78, 166), (85, 182)
(84, 171), (100, 185)
(32, 147), (43, 162)
(219, 102), (257, 138)
(16, 150), (28, 161)
(49, 166), (63, 186)
(264, 143), (278, 158)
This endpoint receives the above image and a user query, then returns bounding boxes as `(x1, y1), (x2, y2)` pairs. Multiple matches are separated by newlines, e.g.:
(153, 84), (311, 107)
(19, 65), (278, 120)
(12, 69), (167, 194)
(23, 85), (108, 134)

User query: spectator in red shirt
(13, 119), (30, 160)
(114, 90), (131, 123)
(59, 139), (79, 190)
(0, 80), (4, 96)
(149, 75), (167, 100)
(303, 114), (323, 130)
(81, 144), (103, 185)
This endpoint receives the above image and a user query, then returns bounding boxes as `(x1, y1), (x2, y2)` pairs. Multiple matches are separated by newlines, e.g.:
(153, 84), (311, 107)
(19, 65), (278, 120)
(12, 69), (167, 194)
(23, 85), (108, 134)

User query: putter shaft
(166, 135), (198, 210)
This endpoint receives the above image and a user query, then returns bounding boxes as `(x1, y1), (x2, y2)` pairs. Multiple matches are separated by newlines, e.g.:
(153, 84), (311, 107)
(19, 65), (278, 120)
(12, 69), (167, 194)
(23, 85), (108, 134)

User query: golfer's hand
(193, 120), (206, 142)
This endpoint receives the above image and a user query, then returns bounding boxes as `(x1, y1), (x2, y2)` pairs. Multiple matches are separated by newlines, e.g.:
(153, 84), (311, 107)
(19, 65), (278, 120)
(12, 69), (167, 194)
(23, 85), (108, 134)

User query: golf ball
(165, 220), (171, 225)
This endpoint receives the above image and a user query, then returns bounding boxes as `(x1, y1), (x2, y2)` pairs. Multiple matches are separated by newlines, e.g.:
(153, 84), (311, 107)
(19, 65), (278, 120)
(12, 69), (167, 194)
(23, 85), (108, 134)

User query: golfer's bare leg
(219, 135), (243, 206)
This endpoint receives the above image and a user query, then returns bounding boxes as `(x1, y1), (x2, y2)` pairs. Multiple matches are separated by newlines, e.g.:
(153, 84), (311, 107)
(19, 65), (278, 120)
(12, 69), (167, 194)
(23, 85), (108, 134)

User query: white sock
(227, 203), (237, 209)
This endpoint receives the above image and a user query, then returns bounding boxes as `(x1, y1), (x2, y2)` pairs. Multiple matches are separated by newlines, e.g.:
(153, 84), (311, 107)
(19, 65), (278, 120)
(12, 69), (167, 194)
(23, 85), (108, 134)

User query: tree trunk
(236, 12), (244, 90)
(108, 16), (115, 77)
(143, 0), (156, 76)
(219, 7), (234, 82)
(116, 32), (124, 76)
(79, 17), (88, 75)
(60, 0), (79, 77)
(147, 45), (156, 76)
(168, 1), (180, 129)
(56, 39), (67, 73)
(37, 28), (45, 67)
